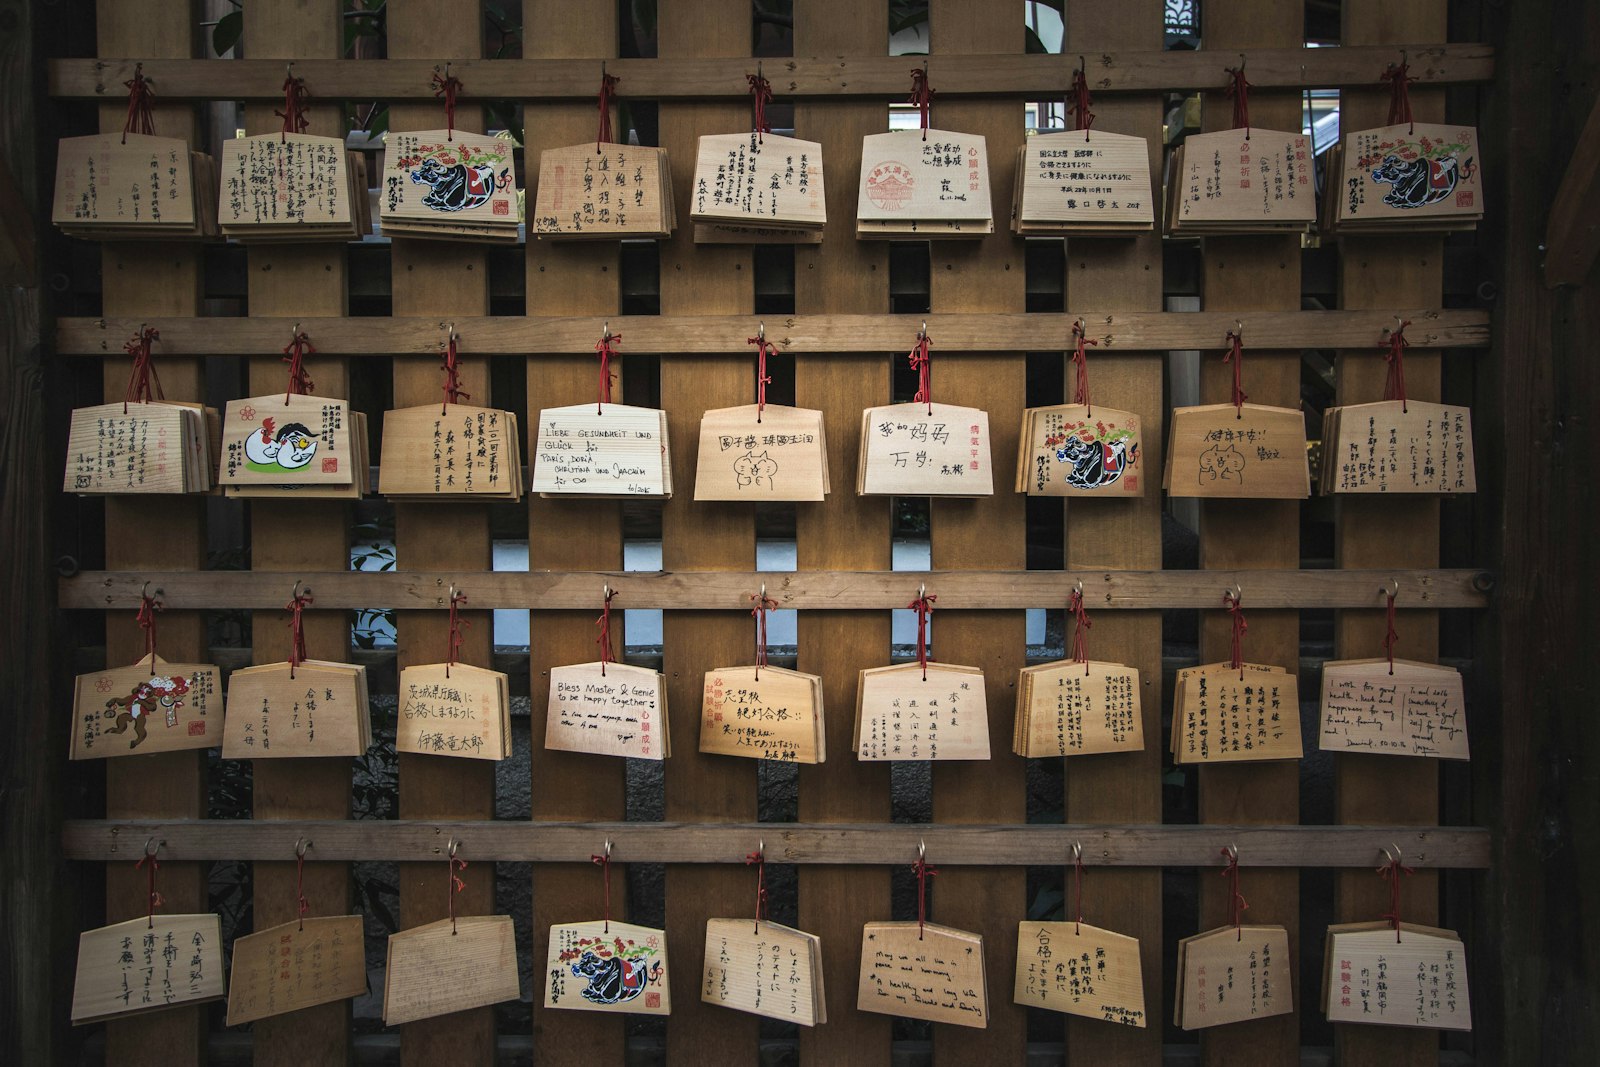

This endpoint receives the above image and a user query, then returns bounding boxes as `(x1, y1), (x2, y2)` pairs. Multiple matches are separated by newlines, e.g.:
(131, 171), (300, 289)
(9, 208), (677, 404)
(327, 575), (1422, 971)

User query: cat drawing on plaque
(545, 920), (671, 1015)
(859, 402), (993, 497)
(1015, 921), (1147, 1027)
(71, 656), (223, 759)
(1016, 404), (1143, 497)
(71, 914), (225, 1025)
(1165, 404), (1310, 499)
(694, 405), (829, 501)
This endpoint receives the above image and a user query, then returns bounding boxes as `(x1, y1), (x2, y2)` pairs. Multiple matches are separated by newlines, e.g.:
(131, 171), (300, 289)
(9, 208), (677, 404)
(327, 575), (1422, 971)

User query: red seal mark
(321, 457), (339, 474)
(95, 677), (113, 693)
(1456, 190), (1474, 208)
(645, 992), (661, 1008)
(866, 161), (914, 211)
(492, 199), (510, 216)
(239, 405), (256, 421)
(188, 721), (206, 736)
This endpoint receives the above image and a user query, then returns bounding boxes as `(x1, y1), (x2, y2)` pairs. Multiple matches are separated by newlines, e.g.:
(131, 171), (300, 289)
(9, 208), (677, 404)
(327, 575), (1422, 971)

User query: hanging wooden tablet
(1164, 403), (1310, 499)
(71, 656), (223, 759)
(1165, 128), (1316, 235)
(1015, 404), (1144, 497)
(1323, 922), (1471, 1031)
(1173, 924), (1293, 1030)
(64, 401), (216, 495)
(1171, 661), (1300, 764)
(700, 665), (825, 764)
(379, 403), (523, 502)
(221, 660), (371, 758)
(854, 662), (990, 761)
(533, 143), (674, 239)
(702, 918), (827, 1026)
(1013, 660), (1142, 758)
(531, 402), (672, 498)
(856, 129), (993, 239)
(53, 133), (217, 240)
(71, 914), (224, 1025)
(546, 661), (669, 760)
(1318, 658), (1468, 760)
(382, 916), (520, 1025)
(545, 920), (672, 1015)
(858, 402), (993, 496)
(857, 921), (988, 1028)
(690, 132), (826, 236)
(1012, 130), (1154, 237)
(225, 915), (367, 1026)
(379, 129), (519, 242)
(1014, 921), (1146, 1027)
(1320, 399), (1476, 494)
(694, 404), (829, 501)
(397, 662), (512, 761)
(221, 393), (363, 495)
(1328, 124), (1482, 234)
(219, 133), (368, 241)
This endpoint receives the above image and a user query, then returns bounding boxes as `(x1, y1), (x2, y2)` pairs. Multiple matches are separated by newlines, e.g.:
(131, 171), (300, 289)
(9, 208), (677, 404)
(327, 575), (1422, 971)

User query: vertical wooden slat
(1198, 2), (1303, 1063)
(793, 0), (894, 1062)
(1061, 1), (1167, 1061)
(522, 2), (627, 1062)
(925, 3), (1027, 1064)
(656, 0), (758, 1059)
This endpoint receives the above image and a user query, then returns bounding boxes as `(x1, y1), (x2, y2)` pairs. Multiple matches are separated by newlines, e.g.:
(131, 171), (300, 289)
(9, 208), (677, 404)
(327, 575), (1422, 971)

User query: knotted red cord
(747, 333), (776, 421)
(596, 587), (617, 676)
(595, 330), (619, 412)
(910, 330), (933, 414)
(441, 331), (469, 412)
(597, 72), (619, 150)
(123, 327), (163, 412)
(135, 851), (164, 928)
(748, 72), (773, 143)
(909, 593), (936, 681)
(122, 63), (155, 144)
(1226, 65), (1252, 137)
(1068, 588), (1092, 673)
(1072, 847), (1086, 934)
(909, 67), (934, 140)
(137, 590), (161, 674)
(277, 73), (310, 142)
(750, 591), (778, 679)
(591, 848), (613, 933)
(447, 850), (468, 934)
(1384, 321), (1410, 413)
(282, 331), (316, 402)
(1071, 320), (1096, 413)
(286, 590), (312, 679)
(1383, 589), (1400, 675)
(1223, 590), (1247, 675)
(1383, 60), (1414, 133)
(295, 848), (311, 930)
(745, 848), (769, 932)
(432, 67), (463, 141)
(1378, 853), (1415, 942)
(446, 590), (469, 678)
(1223, 330), (1248, 417)
(914, 855), (939, 939)
(1070, 66), (1094, 138)
(1220, 847), (1249, 939)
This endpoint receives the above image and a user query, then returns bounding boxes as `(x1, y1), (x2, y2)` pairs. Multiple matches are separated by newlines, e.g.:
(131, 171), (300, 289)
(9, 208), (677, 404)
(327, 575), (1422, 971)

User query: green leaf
(211, 10), (243, 57)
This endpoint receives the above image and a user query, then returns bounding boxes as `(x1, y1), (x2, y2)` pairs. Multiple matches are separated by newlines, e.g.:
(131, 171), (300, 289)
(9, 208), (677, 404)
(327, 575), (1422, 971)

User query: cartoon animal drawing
(1055, 434), (1138, 490)
(1198, 444), (1246, 484)
(104, 674), (191, 749)
(734, 450), (779, 490)
(244, 417), (318, 472)
(410, 157), (507, 212)
(571, 951), (662, 1006)
(1370, 154), (1470, 209)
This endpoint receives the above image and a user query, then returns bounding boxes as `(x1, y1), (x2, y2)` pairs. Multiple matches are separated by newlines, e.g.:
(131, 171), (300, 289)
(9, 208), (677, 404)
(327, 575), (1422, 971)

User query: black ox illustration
(410, 157), (507, 212)
(1370, 154), (1471, 210)
(571, 951), (662, 1006)
(1055, 436), (1137, 490)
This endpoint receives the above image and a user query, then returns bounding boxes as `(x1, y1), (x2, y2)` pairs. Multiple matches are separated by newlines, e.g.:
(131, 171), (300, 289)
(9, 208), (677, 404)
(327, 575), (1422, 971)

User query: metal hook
(603, 583), (611, 601)
(758, 321), (765, 342)
(1383, 578), (1400, 600)
(603, 838), (613, 860)
(1237, 52), (1246, 72)
(295, 837), (311, 859)
(757, 838), (765, 858)
(602, 320), (609, 341)
(291, 580), (304, 600)
(1071, 841), (1083, 862)
(143, 837), (162, 858)
(1225, 842), (1238, 862)
(917, 839), (927, 863)
(759, 582), (766, 601)
(1225, 584), (1242, 603)
(920, 319), (928, 339)
(1381, 843), (1402, 866)
(1073, 579), (1084, 598)
(286, 62), (295, 79)
(918, 581), (927, 602)
(447, 838), (460, 859)
(141, 581), (153, 601)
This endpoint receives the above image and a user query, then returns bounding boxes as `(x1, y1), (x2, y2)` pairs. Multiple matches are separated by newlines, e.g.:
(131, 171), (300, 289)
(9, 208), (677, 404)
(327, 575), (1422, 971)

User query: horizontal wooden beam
(56, 310), (1489, 357)
(50, 46), (1491, 101)
(62, 820), (1490, 869)
(60, 568), (1492, 611)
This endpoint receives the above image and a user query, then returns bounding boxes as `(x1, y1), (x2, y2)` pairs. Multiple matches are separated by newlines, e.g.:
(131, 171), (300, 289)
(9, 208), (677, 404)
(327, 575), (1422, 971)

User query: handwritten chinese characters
(1175, 924), (1294, 1030)
(226, 915), (366, 1025)
(855, 662), (990, 761)
(64, 402), (215, 495)
(546, 662), (670, 761)
(858, 921), (988, 1028)
(859, 402), (994, 497)
(1014, 921), (1146, 1026)
(1166, 129), (1315, 235)
(380, 130), (519, 242)
(71, 657), (222, 760)
(380, 404), (523, 502)
(53, 133), (215, 239)
(702, 919), (826, 1026)
(1014, 660), (1143, 758)
(532, 403), (672, 498)
(221, 660), (371, 759)
(1320, 399), (1476, 495)
(397, 662), (512, 761)
(1322, 922), (1472, 1031)
(1319, 659), (1468, 760)
(534, 143), (673, 239)
(71, 914), (224, 1025)
(700, 665), (825, 764)
(857, 129), (994, 239)
(695, 404), (829, 501)
(545, 920), (672, 1016)
(1015, 404), (1143, 497)
(1172, 662), (1302, 764)
(1013, 130), (1154, 236)
(383, 916), (520, 1025)
(219, 133), (368, 241)
(692, 132), (826, 236)
(1165, 403), (1311, 499)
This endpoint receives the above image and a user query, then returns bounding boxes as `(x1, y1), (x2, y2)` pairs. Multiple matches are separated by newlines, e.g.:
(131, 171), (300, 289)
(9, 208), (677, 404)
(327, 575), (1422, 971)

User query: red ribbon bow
(595, 331), (619, 411)
(1070, 67), (1094, 138)
(909, 331), (933, 414)
(596, 588), (617, 675)
(745, 849), (769, 931)
(135, 852), (164, 928)
(136, 591), (161, 673)
(1378, 854), (1415, 941)
(1383, 60), (1414, 132)
(747, 73), (773, 142)
(123, 327), (163, 412)
(1383, 321), (1410, 412)
(1068, 589), (1092, 671)
(1220, 847), (1249, 937)
(277, 73), (310, 142)
(747, 334), (776, 419)
(1223, 591), (1248, 673)
(282, 331), (316, 402)
(1223, 331), (1248, 416)
(286, 591), (312, 678)
(1383, 589), (1400, 674)
(1226, 65), (1252, 136)
(446, 590), (470, 676)
(441, 331), (469, 411)
(448, 853), (468, 933)
(1071, 321), (1096, 413)
(432, 68), (464, 140)
(122, 63), (156, 144)
(750, 592), (779, 679)
(909, 68), (934, 137)
(597, 72), (619, 150)
(913, 856), (939, 938)
(909, 593), (936, 680)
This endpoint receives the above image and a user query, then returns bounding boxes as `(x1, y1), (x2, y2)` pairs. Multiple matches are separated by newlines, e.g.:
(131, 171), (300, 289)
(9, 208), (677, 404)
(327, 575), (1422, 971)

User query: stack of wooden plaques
(1318, 658), (1468, 760)
(1322, 922), (1472, 1030)
(379, 403), (523, 502)
(545, 920), (672, 1015)
(531, 402), (672, 499)
(859, 402), (993, 496)
(694, 404), (829, 501)
(218, 133), (370, 242)
(545, 661), (669, 760)
(532, 142), (674, 239)
(1015, 403), (1145, 497)
(1012, 130), (1154, 237)
(384, 916), (521, 1025)
(53, 133), (218, 240)
(1014, 920), (1147, 1027)
(396, 661), (513, 761)
(1171, 661), (1301, 764)
(70, 656), (223, 759)
(1165, 129), (1316, 236)
(64, 401), (219, 495)
(1165, 403), (1310, 499)
(227, 915), (367, 1025)
(71, 914), (225, 1025)
(858, 921), (988, 1027)
(854, 662), (990, 761)
(379, 129), (520, 242)
(691, 132), (826, 243)
(220, 394), (369, 499)
(1014, 658), (1143, 758)
(1174, 924), (1294, 1030)
(702, 918), (826, 1026)
(700, 665), (825, 763)
(857, 129), (993, 239)
(1319, 399), (1476, 495)
(1322, 124), (1482, 234)
(221, 659), (372, 758)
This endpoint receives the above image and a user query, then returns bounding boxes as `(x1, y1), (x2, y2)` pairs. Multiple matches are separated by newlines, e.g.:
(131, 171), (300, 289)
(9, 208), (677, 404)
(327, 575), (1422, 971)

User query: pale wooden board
(71, 657), (222, 759)
(690, 132), (826, 227)
(378, 404), (521, 499)
(382, 916), (520, 1025)
(1013, 920), (1146, 1026)
(53, 133), (197, 228)
(532, 143), (671, 238)
(378, 129), (517, 228)
(545, 661), (668, 760)
(1324, 399), (1476, 494)
(701, 918), (825, 1027)
(1016, 130), (1153, 228)
(1168, 129), (1316, 228)
(1016, 404), (1144, 497)
(1323, 922), (1471, 1031)
(71, 914), (224, 1025)
(693, 404), (828, 501)
(530, 402), (670, 497)
(859, 402), (994, 496)
(225, 916), (367, 1026)
(1015, 659), (1142, 758)
(1176, 924), (1294, 1030)
(1335, 124), (1482, 229)
(219, 394), (356, 486)
(218, 133), (355, 230)
(699, 664), (824, 764)
(544, 920), (671, 1015)
(857, 921), (988, 1028)
(1174, 663), (1302, 764)
(64, 402), (202, 494)
(221, 661), (370, 758)
(857, 129), (992, 224)
(1318, 657), (1468, 759)
(1165, 403), (1310, 499)
(855, 662), (990, 761)
(396, 662), (511, 761)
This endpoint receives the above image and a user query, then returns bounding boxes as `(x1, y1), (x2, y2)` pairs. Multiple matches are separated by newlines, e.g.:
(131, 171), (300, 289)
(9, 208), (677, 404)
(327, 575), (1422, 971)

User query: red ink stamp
(493, 200), (510, 215)
(865, 162), (914, 211)
(188, 721), (206, 736)
(645, 992), (660, 1008)
(1456, 190), (1474, 208)
(322, 457), (339, 474)
(239, 406), (256, 421)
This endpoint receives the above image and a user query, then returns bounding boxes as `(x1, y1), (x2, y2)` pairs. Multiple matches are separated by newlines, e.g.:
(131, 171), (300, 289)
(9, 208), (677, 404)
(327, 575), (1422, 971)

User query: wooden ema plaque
(702, 918), (826, 1026)
(1012, 130), (1154, 237)
(1164, 403), (1310, 499)
(532, 143), (674, 239)
(700, 665), (825, 764)
(397, 662), (512, 761)
(1318, 658), (1468, 760)
(1171, 662), (1302, 764)
(531, 402), (672, 498)
(544, 920), (671, 1016)
(1165, 128), (1316, 235)
(1322, 922), (1472, 1031)
(64, 402), (216, 495)
(383, 916), (520, 1025)
(379, 129), (519, 242)
(857, 921), (988, 1028)
(220, 394), (361, 492)
(219, 133), (368, 241)
(694, 404), (829, 501)
(53, 133), (216, 239)
(1327, 124), (1482, 234)
(225, 915), (366, 1026)
(1174, 924), (1293, 1030)
(1013, 659), (1142, 758)
(545, 661), (669, 760)
(1014, 921), (1146, 1027)
(379, 403), (523, 502)
(221, 660), (371, 758)
(856, 129), (994, 239)
(71, 656), (223, 760)
(854, 662), (990, 761)
(690, 132), (826, 233)
(1320, 399), (1476, 495)
(1015, 404), (1144, 497)
(71, 914), (224, 1025)
(859, 402), (994, 497)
